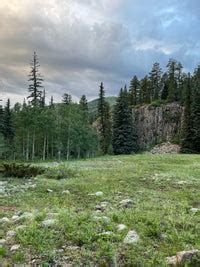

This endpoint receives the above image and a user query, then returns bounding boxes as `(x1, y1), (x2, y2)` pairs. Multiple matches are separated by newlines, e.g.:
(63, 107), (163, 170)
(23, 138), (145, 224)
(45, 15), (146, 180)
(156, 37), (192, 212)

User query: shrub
(44, 165), (76, 180)
(150, 100), (163, 108)
(2, 163), (45, 178)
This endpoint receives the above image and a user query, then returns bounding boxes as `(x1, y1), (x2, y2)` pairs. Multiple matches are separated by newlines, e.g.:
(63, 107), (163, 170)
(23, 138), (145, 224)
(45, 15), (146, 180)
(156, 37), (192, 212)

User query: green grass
(0, 154), (200, 266)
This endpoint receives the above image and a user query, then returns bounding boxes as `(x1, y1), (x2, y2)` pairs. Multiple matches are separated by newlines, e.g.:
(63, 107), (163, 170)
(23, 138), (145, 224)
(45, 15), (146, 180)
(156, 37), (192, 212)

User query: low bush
(44, 165), (76, 180)
(2, 163), (45, 178)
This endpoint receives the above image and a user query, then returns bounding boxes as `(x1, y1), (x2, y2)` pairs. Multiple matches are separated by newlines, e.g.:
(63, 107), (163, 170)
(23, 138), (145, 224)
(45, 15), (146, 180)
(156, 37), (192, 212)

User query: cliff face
(133, 103), (184, 150)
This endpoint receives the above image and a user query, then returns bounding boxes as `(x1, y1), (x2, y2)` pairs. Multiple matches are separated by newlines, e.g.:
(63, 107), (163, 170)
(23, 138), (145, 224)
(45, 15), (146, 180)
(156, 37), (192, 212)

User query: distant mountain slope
(88, 96), (117, 115)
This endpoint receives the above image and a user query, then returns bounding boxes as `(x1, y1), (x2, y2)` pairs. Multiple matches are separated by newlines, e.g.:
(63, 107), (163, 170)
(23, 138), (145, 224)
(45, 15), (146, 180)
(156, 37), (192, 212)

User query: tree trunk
(26, 129), (30, 160)
(43, 135), (46, 161)
(46, 135), (49, 159)
(32, 130), (35, 161)
(51, 136), (54, 159)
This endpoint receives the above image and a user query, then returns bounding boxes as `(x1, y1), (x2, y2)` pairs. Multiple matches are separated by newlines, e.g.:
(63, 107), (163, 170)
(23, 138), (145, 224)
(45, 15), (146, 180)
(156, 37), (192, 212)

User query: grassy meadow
(0, 154), (200, 266)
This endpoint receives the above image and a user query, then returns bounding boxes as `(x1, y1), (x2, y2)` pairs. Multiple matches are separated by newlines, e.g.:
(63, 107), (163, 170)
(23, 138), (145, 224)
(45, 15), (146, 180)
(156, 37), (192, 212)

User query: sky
(0, 0), (200, 105)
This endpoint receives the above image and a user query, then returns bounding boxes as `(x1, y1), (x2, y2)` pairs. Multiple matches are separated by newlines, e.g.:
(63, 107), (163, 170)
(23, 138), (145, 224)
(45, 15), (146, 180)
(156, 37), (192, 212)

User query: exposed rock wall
(133, 103), (184, 150)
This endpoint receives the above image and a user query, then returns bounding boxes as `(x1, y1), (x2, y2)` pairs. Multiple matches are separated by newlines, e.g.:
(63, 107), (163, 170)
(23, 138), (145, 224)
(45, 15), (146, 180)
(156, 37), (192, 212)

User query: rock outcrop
(133, 103), (184, 150)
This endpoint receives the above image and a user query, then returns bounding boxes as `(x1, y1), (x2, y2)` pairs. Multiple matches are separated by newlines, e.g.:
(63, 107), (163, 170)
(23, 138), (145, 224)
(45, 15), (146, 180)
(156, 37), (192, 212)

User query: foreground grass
(0, 154), (200, 266)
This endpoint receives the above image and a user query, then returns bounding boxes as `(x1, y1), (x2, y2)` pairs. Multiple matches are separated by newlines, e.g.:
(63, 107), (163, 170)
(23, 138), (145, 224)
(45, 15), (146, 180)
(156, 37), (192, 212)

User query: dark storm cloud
(0, 0), (200, 104)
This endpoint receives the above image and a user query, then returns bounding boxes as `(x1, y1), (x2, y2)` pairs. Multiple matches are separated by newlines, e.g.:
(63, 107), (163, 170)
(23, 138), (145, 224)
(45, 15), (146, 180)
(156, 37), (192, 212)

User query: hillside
(0, 154), (200, 266)
(88, 96), (117, 115)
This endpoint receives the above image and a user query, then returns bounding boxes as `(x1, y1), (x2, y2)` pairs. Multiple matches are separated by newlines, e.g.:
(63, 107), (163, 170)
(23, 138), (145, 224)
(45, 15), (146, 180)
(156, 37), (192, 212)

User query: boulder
(10, 244), (20, 251)
(166, 250), (199, 265)
(119, 199), (134, 208)
(124, 230), (139, 244)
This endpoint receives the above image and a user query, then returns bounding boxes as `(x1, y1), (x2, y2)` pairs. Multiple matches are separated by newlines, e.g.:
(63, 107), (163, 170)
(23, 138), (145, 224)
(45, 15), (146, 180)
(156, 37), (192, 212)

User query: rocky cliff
(133, 103), (184, 150)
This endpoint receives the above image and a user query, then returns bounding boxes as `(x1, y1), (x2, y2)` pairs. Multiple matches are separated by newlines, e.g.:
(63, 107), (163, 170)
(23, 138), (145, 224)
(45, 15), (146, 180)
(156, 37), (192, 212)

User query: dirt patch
(0, 206), (17, 212)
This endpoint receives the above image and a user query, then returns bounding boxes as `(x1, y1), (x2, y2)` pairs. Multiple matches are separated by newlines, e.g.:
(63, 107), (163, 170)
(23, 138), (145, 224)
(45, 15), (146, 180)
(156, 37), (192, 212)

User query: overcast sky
(0, 0), (200, 105)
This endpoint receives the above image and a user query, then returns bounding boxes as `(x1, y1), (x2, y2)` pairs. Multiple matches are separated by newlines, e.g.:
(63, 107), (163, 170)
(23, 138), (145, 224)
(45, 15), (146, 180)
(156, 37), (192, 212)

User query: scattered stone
(117, 224), (127, 231)
(0, 239), (6, 246)
(160, 233), (167, 240)
(95, 191), (103, 197)
(190, 208), (199, 213)
(16, 225), (26, 231)
(6, 230), (16, 238)
(177, 181), (187, 185)
(47, 189), (53, 193)
(57, 249), (64, 253)
(42, 218), (56, 227)
(166, 250), (199, 266)
(0, 181), (7, 186)
(150, 142), (180, 154)
(10, 244), (20, 251)
(62, 190), (70, 194)
(0, 217), (10, 224)
(18, 212), (34, 221)
(93, 216), (110, 224)
(119, 199), (134, 208)
(95, 202), (109, 212)
(124, 230), (139, 244)
(12, 215), (19, 221)
(67, 246), (80, 251)
(99, 231), (113, 236)
(0, 187), (6, 194)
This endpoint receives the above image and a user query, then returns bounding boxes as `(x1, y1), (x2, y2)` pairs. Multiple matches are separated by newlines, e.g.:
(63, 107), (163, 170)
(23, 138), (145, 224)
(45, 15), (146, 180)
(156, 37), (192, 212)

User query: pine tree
(27, 51), (43, 106)
(41, 89), (46, 107)
(112, 86), (138, 154)
(97, 82), (111, 154)
(180, 74), (194, 153)
(140, 76), (150, 104)
(149, 62), (162, 101)
(79, 95), (88, 112)
(62, 93), (72, 105)
(161, 73), (168, 101)
(3, 99), (15, 146)
(129, 76), (139, 106)
(191, 67), (200, 152)
(49, 96), (54, 109)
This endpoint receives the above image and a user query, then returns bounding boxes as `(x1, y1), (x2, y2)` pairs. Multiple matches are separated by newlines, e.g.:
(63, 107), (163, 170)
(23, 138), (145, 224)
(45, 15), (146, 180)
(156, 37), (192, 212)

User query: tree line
(0, 52), (200, 160)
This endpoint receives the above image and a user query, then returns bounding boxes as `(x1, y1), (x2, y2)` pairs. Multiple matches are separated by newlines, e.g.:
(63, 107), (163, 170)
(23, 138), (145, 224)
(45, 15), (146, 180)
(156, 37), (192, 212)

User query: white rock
(10, 244), (20, 251)
(42, 219), (56, 227)
(0, 217), (10, 224)
(95, 191), (103, 196)
(12, 215), (19, 221)
(190, 208), (199, 213)
(0, 181), (7, 186)
(117, 224), (127, 231)
(124, 230), (139, 244)
(120, 199), (134, 208)
(0, 239), (6, 246)
(7, 230), (16, 238)
(166, 250), (199, 265)
(62, 190), (70, 194)
(16, 225), (26, 230)
(93, 216), (110, 224)
(47, 189), (53, 193)
(18, 212), (34, 221)
(0, 187), (6, 194)
(99, 231), (113, 236)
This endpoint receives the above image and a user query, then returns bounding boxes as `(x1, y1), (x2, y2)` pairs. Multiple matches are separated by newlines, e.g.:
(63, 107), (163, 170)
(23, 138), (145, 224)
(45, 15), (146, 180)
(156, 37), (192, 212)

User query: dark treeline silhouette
(0, 53), (200, 160)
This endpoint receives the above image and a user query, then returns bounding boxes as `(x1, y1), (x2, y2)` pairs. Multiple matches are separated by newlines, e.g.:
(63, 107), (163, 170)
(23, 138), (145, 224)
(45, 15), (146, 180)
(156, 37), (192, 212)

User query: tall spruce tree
(191, 66), (200, 152)
(3, 99), (15, 149)
(129, 76), (139, 106)
(149, 62), (162, 101)
(180, 74), (194, 153)
(112, 86), (138, 154)
(62, 93), (72, 105)
(79, 95), (88, 112)
(97, 82), (111, 154)
(27, 51), (43, 106)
